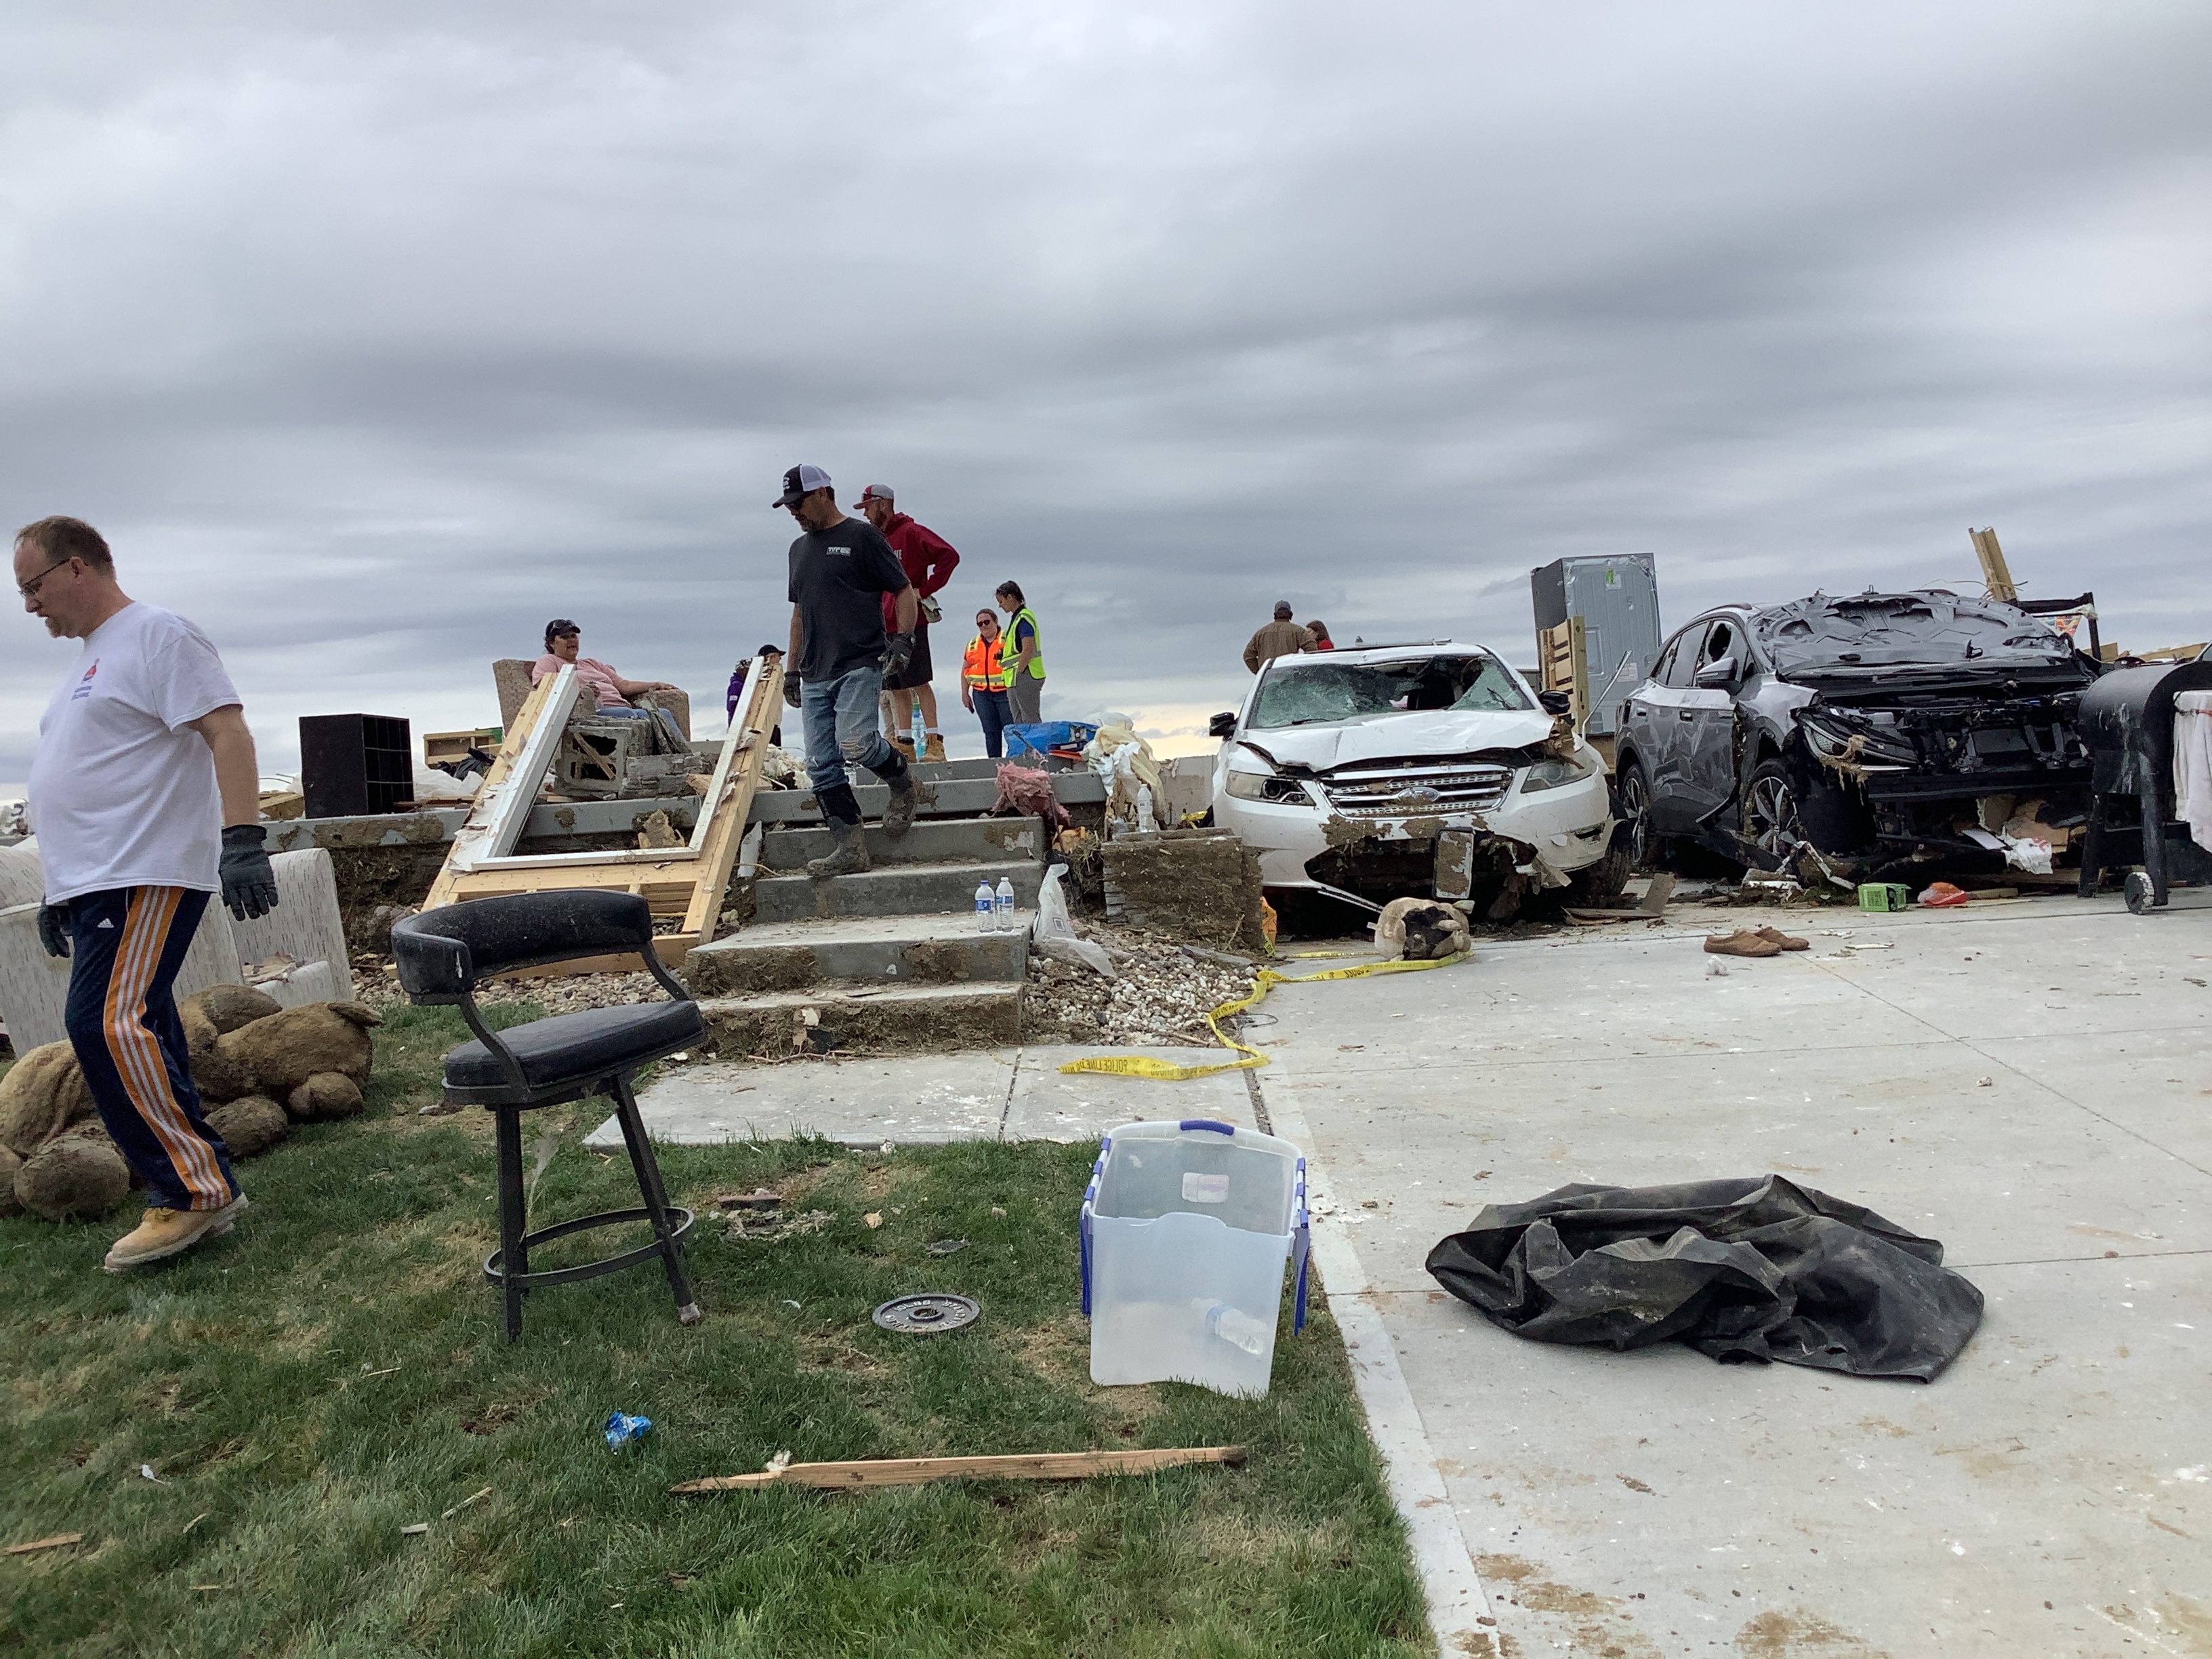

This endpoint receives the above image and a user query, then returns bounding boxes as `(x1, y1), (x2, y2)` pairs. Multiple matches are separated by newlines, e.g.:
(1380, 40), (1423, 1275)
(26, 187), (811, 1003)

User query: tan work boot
(1704, 928), (1781, 958)
(890, 735), (917, 764)
(103, 1194), (248, 1273)
(922, 733), (946, 763)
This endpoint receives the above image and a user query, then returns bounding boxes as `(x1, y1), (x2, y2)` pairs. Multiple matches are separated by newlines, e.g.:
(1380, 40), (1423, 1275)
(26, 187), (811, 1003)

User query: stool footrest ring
(483, 1206), (696, 1290)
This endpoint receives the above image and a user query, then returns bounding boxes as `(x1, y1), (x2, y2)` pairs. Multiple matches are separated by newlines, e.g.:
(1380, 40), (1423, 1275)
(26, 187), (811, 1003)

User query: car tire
(1563, 826), (1632, 907)
(1742, 758), (1801, 862)
(1615, 758), (1664, 872)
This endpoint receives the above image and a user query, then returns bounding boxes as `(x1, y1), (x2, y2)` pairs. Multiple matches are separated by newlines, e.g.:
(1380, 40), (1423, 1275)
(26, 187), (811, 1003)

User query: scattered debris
(672, 1445), (1244, 1494)
(863, 1212), (882, 1229)
(924, 1238), (969, 1256)
(727, 1209), (830, 1243)
(1372, 897), (1471, 962)
(441, 1486), (493, 1519)
(604, 1412), (654, 1451)
(718, 1189), (783, 1211)
(1025, 922), (1256, 1046)
(400, 1523), (429, 1536)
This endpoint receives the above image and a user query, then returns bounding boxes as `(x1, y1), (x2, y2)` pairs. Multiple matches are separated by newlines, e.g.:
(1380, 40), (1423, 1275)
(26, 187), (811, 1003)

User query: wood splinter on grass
(441, 1486), (493, 1519)
(3, 1533), (84, 1557)
(670, 1446), (1246, 1494)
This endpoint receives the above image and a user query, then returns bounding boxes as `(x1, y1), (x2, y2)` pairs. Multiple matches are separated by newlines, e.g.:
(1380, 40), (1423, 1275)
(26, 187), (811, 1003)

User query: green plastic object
(1858, 882), (1910, 912)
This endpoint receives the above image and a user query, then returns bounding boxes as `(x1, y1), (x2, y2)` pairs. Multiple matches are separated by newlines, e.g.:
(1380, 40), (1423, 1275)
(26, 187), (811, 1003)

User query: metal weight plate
(872, 1293), (981, 1336)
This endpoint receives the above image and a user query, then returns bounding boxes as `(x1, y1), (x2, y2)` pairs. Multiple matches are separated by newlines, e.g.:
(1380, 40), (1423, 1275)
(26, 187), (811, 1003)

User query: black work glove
(782, 675), (802, 710)
(37, 903), (70, 959)
(219, 824), (280, 921)
(880, 631), (916, 679)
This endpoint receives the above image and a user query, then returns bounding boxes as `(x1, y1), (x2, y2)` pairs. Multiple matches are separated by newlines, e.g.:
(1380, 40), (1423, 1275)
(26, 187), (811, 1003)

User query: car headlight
(1518, 752), (1599, 794)
(1224, 770), (1312, 804)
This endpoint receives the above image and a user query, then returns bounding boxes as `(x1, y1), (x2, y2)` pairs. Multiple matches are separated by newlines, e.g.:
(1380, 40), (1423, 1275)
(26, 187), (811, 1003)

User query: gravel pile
(1024, 922), (1258, 1046)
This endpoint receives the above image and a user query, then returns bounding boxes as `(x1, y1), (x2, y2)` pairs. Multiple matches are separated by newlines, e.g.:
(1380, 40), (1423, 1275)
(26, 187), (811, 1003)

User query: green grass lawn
(0, 1007), (1430, 1658)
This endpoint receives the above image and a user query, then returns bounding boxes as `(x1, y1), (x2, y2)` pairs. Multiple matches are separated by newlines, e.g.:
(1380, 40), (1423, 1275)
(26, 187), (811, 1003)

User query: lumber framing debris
(1969, 527), (2018, 604)
(419, 657), (784, 975)
(1538, 615), (1589, 732)
(670, 1445), (1245, 1494)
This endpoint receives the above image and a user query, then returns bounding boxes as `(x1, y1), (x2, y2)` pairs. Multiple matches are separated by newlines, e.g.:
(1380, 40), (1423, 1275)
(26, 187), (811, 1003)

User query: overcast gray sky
(4, 0), (2207, 781)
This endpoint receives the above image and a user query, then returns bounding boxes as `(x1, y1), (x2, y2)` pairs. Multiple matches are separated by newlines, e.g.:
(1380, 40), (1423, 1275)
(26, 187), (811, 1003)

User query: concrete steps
(699, 982), (1022, 1056)
(750, 857), (1041, 926)
(686, 911), (1033, 996)
(759, 815), (1042, 869)
(750, 772), (1103, 823)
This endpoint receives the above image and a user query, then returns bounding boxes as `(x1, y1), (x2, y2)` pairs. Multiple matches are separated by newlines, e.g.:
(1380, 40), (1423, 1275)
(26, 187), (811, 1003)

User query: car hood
(1243, 708), (1557, 771)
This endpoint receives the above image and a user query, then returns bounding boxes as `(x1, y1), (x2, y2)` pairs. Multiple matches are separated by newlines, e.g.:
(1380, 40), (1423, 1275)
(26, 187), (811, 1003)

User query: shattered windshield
(1754, 592), (2078, 674)
(1249, 653), (1532, 729)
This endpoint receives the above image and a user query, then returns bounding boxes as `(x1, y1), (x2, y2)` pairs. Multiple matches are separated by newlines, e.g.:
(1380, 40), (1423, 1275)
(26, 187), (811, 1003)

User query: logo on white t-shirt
(71, 661), (100, 702)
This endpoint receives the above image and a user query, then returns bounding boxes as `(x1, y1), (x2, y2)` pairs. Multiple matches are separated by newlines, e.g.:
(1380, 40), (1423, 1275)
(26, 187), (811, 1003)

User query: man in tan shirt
(1243, 601), (1314, 672)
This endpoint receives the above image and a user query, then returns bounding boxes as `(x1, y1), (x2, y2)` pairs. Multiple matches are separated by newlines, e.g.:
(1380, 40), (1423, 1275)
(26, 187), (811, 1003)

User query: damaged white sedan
(1208, 641), (1626, 918)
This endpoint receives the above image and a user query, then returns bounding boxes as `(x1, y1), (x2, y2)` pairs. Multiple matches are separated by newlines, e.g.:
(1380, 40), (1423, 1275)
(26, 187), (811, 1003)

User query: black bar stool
(391, 892), (705, 1342)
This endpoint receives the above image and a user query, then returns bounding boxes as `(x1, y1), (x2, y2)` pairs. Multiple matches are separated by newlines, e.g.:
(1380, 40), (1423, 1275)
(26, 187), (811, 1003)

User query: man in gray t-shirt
(776, 464), (923, 876)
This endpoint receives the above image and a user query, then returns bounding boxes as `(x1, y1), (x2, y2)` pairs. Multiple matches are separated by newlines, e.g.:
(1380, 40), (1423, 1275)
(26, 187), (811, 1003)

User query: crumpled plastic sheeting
(1425, 1175), (1984, 1382)
(993, 762), (1071, 829)
(2177, 689), (2212, 853)
(1084, 723), (1165, 827)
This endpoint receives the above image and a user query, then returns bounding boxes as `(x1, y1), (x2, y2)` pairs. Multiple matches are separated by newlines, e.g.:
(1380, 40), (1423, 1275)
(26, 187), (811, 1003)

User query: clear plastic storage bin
(1081, 1118), (1309, 1398)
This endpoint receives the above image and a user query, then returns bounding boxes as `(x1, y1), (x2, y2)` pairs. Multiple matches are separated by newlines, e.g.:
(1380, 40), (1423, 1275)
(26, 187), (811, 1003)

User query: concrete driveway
(1255, 890), (2212, 1658)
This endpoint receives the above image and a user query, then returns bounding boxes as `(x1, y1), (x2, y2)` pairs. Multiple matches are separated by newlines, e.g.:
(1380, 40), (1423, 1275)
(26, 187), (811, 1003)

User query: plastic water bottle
(973, 880), (995, 933)
(1195, 1300), (1270, 1357)
(993, 876), (1015, 932)
(912, 703), (927, 755)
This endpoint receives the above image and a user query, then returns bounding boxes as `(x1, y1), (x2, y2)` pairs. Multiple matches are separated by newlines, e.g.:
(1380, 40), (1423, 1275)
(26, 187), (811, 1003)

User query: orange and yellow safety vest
(963, 633), (1013, 691)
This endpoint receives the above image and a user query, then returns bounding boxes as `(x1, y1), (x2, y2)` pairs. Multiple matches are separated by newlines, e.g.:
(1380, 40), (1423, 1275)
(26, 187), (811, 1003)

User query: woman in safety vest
(995, 581), (1046, 725)
(962, 608), (1017, 758)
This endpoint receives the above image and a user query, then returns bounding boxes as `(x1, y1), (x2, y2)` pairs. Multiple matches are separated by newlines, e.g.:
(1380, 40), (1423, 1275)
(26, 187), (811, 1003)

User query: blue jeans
(970, 689), (1013, 758)
(803, 664), (905, 821)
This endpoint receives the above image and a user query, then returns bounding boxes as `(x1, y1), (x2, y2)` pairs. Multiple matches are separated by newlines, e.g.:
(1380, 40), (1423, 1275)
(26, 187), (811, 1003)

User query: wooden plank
(680, 657), (783, 944)
(3, 1532), (84, 1556)
(670, 1445), (1244, 1494)
(1971, 527), (2018, 604)
(455, 665), (581, 873)
(688, 660), (760, 854)
(493, 935), (695, 980)
(470, 846), (701, 872)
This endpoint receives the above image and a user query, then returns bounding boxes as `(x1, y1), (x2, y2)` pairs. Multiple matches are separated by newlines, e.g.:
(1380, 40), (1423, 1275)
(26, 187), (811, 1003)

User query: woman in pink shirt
(532, 619), (678, 708)
(532, 619), (685, 746)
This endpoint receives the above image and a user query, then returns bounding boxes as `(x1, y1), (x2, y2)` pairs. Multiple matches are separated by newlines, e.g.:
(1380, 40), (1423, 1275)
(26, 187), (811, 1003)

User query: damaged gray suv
(1614, 590), (2096, 879)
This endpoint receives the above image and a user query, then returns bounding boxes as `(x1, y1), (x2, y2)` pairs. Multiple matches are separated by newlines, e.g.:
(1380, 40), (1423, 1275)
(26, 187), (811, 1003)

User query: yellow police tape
(1056, 951), (1471, 1082)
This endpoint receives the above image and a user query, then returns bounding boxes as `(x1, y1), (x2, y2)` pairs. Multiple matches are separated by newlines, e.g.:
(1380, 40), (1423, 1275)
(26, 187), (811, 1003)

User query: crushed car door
(1633, 623), (1706, 829)
(1676, 619), (1744, 826)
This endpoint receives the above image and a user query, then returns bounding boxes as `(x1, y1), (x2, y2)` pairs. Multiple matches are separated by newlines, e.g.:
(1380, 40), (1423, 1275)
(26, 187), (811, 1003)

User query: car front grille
(1319, 760), (1514, 817)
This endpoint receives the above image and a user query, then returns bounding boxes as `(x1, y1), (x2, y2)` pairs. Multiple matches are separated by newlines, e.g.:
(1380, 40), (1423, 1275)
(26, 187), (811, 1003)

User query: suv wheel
(1743, 758), (1800, 860)
(1616, 758), (1662, 872)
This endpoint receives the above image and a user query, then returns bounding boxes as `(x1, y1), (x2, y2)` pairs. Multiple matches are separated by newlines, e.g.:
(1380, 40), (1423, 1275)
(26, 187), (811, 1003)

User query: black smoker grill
(2076, 658), (2212, 913)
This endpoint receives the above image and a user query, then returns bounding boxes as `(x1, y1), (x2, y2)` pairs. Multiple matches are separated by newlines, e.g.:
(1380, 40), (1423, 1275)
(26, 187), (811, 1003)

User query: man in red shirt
(857, 485), (960, 762)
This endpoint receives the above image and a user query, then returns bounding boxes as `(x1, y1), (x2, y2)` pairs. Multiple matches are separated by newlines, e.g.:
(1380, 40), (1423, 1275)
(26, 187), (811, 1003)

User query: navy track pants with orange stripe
(62, 886), (239, 1212)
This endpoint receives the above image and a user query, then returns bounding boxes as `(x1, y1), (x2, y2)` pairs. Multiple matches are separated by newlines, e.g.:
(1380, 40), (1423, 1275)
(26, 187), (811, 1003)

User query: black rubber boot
(806, 819), (871, 878)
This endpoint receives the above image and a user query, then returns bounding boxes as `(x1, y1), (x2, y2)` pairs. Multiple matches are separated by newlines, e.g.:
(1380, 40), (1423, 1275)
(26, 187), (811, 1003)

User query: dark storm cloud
(3, 0), (2208, 779)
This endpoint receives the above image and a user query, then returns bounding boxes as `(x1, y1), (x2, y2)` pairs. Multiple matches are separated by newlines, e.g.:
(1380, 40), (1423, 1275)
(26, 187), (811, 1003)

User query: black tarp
(1424, 1175), (1984, 1382)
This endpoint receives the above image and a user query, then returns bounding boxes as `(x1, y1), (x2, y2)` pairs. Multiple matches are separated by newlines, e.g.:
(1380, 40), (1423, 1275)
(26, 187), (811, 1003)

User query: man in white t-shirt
(16, 516), (279, 1272)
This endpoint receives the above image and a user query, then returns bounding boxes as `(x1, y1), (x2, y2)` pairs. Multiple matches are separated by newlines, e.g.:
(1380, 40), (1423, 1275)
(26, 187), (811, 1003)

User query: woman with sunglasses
(961, 608), (1017, 758)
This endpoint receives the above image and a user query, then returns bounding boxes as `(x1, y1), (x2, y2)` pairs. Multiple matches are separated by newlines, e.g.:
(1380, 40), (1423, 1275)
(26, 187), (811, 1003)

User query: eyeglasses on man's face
(16, 556), (75, 600)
